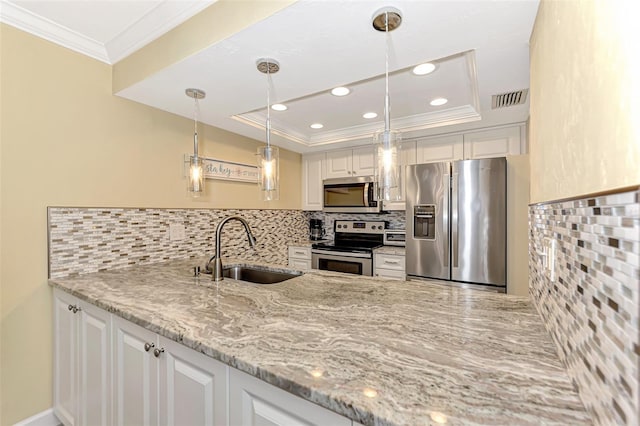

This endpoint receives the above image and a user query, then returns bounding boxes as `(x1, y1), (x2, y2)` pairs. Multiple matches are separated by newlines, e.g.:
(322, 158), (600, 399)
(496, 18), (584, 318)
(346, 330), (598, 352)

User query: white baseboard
(13, 408), (61, 426)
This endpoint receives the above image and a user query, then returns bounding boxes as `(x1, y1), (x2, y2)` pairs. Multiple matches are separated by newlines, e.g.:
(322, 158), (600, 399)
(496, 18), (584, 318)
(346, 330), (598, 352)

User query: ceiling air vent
(491, 89), (528, 109)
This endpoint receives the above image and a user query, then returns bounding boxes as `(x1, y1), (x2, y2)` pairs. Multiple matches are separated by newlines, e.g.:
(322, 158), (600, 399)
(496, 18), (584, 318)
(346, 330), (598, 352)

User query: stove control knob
(337, 224), (342, 229)
(378, 226), (383, 230)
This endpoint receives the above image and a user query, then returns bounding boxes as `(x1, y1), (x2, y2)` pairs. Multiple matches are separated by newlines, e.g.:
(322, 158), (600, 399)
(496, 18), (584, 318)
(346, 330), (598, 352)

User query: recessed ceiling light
(271, 103), (287, 111)
(430, 97), (448, 106)
(310, 123), (324, 129)
(363, 112), (378, 119)
(413, 63), (436, 75)
(331, 87), (350, 97)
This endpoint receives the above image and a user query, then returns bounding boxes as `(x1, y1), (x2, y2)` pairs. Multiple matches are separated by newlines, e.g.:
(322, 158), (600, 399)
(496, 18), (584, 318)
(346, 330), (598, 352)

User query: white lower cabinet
(55, 289), (359, 426)
(54, 289), (111, 426)
(288, 246), (312, 270)
(113, 317), (228, 426)
(158, 335), (227, 426)
(113, 316), (158, 426)
(374, 253), (406, 281)
(229, 368), (351, 426)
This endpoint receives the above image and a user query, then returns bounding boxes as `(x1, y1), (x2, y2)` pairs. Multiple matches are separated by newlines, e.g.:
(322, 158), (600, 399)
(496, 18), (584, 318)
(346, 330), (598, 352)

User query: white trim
(13, 408), (60, 426)
(105, 0), (217, 63)
(0, 1), (109, 63)
(233, 105), (481, 148)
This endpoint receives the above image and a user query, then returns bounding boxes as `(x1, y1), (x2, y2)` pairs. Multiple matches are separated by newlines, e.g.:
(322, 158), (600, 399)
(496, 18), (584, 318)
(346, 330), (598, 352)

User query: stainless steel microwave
(322, 176), (380, 213)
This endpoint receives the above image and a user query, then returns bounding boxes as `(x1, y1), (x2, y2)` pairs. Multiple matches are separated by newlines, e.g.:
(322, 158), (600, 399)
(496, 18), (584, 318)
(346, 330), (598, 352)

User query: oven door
(311, 250), (373, 276)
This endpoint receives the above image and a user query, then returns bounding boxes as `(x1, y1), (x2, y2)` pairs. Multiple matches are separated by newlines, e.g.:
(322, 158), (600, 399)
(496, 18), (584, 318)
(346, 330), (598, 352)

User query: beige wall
(529, 0), (640, 203)
(0, 24), (301, 424)
(507, 155), (530, 297)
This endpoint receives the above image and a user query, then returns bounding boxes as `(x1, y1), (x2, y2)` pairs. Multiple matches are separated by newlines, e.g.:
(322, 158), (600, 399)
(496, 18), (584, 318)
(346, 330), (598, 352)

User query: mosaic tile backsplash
(48, 208), (308, 278)
(529, 188), (639, 425)
(307, 211), (405, 241)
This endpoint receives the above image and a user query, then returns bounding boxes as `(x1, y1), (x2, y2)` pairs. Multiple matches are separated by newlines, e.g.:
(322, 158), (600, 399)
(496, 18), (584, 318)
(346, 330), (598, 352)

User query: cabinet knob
(68, 304), (81, 313)
(144, 342), (155, 352)
(153, 347), (165, 358)
(68, 304), (74, 311)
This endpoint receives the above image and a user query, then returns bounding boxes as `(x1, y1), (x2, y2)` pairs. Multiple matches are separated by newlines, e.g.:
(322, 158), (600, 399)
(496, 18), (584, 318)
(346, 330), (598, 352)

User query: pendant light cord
(384, 11), (390, 133)
(266, 63), (271, 148)
(193, 96), (200, 158)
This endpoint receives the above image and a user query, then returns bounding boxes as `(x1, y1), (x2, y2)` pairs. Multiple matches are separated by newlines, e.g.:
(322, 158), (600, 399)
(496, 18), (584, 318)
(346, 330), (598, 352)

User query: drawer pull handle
(144, 342), (155, 352)
(384, 260), (400, 265)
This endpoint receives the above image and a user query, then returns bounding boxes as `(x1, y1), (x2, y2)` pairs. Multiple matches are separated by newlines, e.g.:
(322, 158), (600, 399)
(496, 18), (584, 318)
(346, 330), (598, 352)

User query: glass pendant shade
(188, 155), (205, 197)
(374, 129), (402, 201)
(257, 145), (279, 201)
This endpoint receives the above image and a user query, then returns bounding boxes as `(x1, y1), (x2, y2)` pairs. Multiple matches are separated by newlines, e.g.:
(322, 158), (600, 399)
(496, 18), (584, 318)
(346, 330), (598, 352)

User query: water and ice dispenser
(413, 205), (436, 240)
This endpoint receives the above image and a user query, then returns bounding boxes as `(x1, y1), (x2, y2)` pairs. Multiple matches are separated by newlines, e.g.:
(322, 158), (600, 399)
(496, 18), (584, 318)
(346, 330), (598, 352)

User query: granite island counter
(49, 258), (590, 426)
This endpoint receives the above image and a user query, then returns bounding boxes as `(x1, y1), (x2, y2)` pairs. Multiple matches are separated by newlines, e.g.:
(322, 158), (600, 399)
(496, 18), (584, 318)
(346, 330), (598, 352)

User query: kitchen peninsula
(50, 257), (590, 426)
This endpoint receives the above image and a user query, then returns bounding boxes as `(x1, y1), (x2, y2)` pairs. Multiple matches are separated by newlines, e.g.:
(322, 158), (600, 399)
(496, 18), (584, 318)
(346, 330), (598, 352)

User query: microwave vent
(491, 89), (528, 109)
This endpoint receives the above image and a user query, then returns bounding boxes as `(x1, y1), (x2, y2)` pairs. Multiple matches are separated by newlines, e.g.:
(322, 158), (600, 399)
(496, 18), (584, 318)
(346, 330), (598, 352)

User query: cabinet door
(158, 337), (228, 426)
(113, 317), (158, 426)
(352, 146), (376, 176)
(53, 290), (79, 426)
(302, 153), (325, 211)
(79, 302), (111, 426)
(416, 134), (464, 164)
(463, 126), (521, 159)
(229, 368), (351, 426)
(325, 150), (352, 178)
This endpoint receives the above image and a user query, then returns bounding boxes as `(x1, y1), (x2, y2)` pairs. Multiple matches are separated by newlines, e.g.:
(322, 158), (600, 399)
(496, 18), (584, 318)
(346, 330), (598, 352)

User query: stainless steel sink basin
(222, 266), (302, 284)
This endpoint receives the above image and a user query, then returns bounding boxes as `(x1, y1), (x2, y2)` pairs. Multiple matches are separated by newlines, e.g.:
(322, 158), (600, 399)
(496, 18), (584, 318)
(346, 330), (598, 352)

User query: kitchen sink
(221, 265), (302, 284)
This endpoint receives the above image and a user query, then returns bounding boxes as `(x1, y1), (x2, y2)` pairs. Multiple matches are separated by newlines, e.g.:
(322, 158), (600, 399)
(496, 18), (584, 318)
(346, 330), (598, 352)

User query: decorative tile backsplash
(307, 211), (405, 241)
(529, 188), (639, 425)
(48, 207), (308, 278)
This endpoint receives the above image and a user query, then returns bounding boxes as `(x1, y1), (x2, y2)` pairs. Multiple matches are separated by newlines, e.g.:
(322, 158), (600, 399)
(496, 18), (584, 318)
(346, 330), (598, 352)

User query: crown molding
(0, 1), (109, 63)
(234, 104), (482, 149)
(106, 1), (216, 64)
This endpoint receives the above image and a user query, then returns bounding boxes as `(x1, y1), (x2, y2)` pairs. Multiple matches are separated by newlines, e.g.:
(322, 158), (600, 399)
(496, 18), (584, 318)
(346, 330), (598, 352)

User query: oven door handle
(311, 250), (372, 259)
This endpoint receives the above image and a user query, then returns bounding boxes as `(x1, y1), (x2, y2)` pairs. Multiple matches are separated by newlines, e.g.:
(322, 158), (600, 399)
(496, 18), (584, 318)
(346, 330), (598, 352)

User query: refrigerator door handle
(443, 173), (450, 268)
(452, 172), (459, 268)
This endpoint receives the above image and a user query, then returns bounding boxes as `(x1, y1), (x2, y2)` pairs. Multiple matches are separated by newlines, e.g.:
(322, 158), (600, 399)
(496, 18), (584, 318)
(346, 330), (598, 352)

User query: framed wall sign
(184, 154), (259, 183)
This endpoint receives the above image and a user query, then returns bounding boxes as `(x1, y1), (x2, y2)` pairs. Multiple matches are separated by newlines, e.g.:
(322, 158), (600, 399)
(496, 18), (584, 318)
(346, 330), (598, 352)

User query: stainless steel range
(311, 220), (386, 276)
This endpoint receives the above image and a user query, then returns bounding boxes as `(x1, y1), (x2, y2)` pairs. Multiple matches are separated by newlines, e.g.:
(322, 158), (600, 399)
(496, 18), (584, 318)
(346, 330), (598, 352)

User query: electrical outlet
(169, 223), (186, 241)
(544, 237), (557, 282)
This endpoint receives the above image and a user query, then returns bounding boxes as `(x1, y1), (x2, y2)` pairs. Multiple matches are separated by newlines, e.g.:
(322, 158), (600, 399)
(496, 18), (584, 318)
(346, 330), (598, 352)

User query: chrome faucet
(206, 216), (257, 281)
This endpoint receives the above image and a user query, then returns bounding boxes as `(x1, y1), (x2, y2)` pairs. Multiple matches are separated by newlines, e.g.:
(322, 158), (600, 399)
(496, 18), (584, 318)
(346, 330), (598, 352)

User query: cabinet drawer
(375, 268), (406, 280)
(288, 246), (311, 260)
(374, 253), (405, 271)
(288, 259), (312, 270)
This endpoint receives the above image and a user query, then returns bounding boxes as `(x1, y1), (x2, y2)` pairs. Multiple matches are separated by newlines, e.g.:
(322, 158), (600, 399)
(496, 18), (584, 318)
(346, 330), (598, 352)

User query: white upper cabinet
(351, 146), (376, 176)
(416, 134), (464, 164)
(325, 146), (376, 179)
(463, 126), (523, 159)
(302, 153), (325, 211)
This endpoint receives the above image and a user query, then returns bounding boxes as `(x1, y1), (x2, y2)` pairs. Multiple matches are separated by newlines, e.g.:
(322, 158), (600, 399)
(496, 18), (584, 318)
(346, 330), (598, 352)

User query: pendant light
(256, 58), (280, 201)
(372, 7), (403, 202)
(186, 88), (206, 197)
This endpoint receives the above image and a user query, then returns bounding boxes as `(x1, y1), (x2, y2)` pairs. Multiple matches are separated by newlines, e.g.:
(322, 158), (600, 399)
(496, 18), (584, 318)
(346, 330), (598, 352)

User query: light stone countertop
(49, 258), (590, 426)
(373, 246), (406, 256)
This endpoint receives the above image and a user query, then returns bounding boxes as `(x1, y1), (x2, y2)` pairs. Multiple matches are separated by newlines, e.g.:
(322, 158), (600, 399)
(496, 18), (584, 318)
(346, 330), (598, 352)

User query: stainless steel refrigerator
(406, 158), (506, 290)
